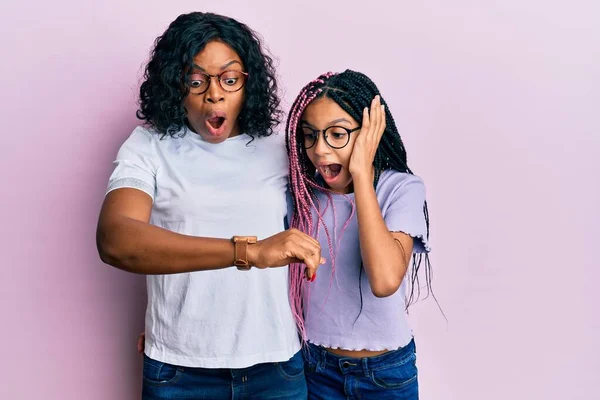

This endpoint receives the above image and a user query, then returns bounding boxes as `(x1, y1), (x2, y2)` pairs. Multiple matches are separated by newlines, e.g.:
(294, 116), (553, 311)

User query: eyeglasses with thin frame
(301, 125), (361, 149)
(186, 70), (249, 94)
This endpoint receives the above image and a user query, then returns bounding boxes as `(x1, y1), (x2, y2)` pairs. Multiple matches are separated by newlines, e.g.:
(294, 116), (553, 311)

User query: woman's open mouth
(205, 111), (227, 136)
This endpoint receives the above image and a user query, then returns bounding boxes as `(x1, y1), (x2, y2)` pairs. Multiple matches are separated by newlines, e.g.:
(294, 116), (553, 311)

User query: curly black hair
(136, 12), (283, 138)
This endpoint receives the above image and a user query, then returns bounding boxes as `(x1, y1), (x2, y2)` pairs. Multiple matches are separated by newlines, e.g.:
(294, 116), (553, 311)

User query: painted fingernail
(311, 273), (317, 282)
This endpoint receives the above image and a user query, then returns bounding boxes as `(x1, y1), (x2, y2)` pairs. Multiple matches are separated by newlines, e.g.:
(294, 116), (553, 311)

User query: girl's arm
(353, 175), (413, 297)
(349, 95), (412, 297)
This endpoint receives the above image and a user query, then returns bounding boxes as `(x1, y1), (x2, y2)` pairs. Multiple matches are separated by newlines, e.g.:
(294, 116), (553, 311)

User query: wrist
(231, 236), (257, 270)
(352, 171), (374, 188)
(350, 163), (374, 179)
(246, 241), (258, 267)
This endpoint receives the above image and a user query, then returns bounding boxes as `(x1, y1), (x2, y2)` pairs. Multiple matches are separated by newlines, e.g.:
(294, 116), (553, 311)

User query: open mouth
(205, 111), (227, 136)
(207, 116), (225, 129)
(319, 163), (342, 180)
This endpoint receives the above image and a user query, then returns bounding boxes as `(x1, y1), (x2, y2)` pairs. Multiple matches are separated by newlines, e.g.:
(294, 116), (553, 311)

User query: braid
(286, 73), (337, 340)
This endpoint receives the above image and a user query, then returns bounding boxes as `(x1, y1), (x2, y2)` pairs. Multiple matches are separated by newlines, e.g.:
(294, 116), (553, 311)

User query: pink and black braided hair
(285, 70), (438, 340)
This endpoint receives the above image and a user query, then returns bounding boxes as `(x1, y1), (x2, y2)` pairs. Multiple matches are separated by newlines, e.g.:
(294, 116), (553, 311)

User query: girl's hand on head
(348, 95), (386, 181)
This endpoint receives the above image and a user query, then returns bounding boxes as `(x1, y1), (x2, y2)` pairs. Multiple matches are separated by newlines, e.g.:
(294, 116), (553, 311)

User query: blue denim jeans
(304, 339), (418, 400)
(141, 351), (307, 399)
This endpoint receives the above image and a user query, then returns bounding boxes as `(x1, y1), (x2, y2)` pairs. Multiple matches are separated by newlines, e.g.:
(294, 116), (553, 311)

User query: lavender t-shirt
(301, 170), (430, 351)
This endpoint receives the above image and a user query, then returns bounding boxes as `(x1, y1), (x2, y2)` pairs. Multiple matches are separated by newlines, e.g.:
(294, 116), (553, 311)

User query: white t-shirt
(106, 126), (300, 368)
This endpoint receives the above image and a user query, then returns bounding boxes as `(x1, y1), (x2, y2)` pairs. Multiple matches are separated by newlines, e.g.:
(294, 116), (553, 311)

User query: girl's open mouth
(319, 163), (342, 181)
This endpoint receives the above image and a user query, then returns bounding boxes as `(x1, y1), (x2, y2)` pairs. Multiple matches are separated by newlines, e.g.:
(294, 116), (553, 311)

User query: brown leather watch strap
(232, 236), (257, 270)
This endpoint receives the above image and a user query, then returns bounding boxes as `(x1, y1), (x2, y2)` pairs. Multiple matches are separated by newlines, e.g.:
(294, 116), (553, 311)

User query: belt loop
(301, 343), (309, 365)
(362, 357), (369, 378)
(321, 348), (328, 370)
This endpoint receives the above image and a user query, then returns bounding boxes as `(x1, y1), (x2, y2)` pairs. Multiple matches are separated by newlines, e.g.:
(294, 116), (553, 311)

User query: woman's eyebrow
(220, 60), (242, 70)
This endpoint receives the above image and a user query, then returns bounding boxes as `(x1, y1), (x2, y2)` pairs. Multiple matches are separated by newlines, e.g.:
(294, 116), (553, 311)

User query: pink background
(1, 0), (598, 399)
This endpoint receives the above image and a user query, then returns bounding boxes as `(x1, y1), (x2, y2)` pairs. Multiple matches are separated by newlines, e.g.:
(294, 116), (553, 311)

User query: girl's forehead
(302, 97), (358, 126)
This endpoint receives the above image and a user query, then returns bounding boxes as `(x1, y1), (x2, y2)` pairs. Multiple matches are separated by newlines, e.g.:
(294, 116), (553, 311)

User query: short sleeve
(378, 171), (430, 253)
(106, 127), (157, 201)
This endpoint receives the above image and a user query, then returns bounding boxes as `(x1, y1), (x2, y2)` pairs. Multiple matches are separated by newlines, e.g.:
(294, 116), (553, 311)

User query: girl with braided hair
(286, 70), (433, 399)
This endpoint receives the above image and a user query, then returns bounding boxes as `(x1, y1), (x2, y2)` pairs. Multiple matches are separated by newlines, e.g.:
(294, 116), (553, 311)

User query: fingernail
(311, 273), (317, 282)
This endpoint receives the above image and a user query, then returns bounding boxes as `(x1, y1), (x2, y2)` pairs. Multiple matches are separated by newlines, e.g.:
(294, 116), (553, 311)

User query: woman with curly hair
(96, 12), (322, 399)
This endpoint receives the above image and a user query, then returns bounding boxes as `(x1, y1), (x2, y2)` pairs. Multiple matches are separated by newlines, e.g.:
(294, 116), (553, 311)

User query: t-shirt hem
(389, 229), (431, 253)
(106, 178), (154, 201)
(145, 342), (302, 369)
(307, 333), (413, 352)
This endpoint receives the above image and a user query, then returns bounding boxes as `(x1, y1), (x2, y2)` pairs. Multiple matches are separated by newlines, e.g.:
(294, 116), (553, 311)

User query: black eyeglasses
(301, 126), (361, 149)
(186, 70), (249, 94)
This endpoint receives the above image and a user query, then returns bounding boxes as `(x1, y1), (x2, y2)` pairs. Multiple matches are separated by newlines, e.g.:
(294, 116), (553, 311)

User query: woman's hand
(247, 228), (325, 281)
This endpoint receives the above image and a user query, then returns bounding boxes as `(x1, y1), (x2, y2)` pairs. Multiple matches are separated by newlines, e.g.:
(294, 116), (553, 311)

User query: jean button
(342, 361), (350, 368)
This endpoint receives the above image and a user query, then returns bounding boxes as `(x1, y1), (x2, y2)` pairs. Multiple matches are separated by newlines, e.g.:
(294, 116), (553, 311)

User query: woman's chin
(194, 128), (231, 143)
(203, 133), (229, 143)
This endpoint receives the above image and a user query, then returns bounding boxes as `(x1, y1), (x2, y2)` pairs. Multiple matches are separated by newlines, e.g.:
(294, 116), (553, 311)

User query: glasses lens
(187, 73), (209, 94)
(301, 127), (318, 149)
(324, 127), (350, 148)
(219, 70), (246, 92)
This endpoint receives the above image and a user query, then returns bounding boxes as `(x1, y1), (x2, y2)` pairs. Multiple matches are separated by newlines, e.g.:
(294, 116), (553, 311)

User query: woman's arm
(96, 188), (323, 276)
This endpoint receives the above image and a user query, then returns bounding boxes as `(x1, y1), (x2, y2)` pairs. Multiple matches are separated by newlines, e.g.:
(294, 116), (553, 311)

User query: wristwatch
(232, 236), (257, 270)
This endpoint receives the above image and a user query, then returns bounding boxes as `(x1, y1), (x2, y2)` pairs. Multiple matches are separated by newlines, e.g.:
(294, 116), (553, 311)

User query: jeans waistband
(304, 338), (416, 376)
